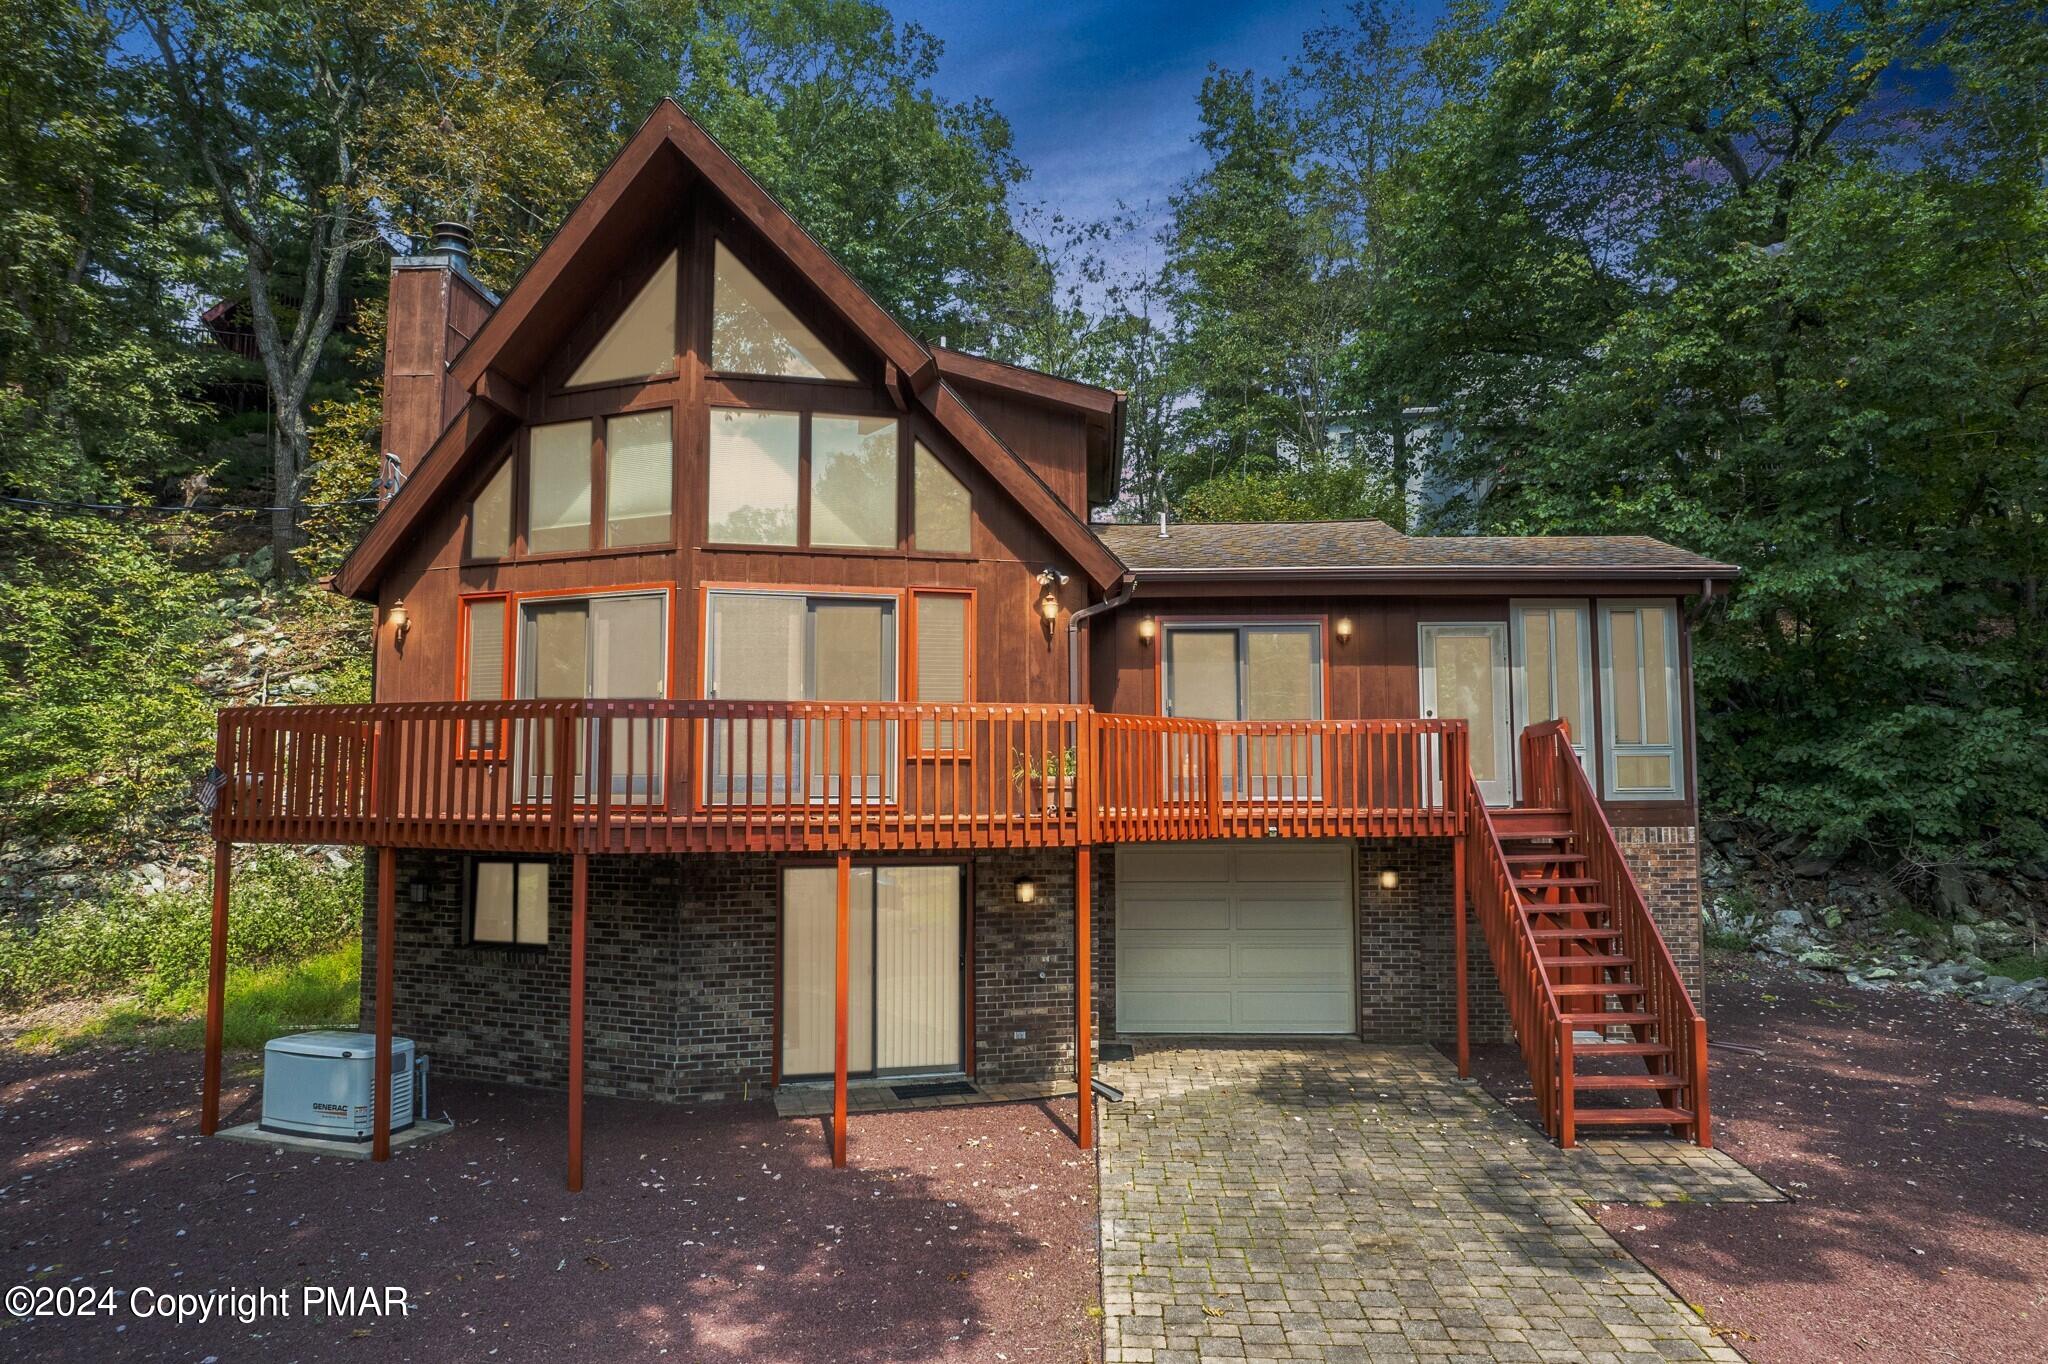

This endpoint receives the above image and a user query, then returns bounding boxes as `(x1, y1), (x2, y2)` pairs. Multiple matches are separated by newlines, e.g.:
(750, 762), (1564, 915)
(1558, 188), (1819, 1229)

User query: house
(198, 102), (1738, 1189)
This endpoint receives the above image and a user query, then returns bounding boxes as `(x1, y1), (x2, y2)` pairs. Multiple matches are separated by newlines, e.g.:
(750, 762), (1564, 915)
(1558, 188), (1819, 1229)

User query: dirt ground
(0, 1050), (1101, 1363)
(1470, 953), (2048, 1364)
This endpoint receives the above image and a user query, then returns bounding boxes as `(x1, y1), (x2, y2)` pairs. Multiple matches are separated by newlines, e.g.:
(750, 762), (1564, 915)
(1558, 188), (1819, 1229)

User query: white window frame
(1597, 598), (1685, 801)
(1419, 621), (1514, 808)
(1510, 599), (1593, 799)
(513, 589), (672, 804)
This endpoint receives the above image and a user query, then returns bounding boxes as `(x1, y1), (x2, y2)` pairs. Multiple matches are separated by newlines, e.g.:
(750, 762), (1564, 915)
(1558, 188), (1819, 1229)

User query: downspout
(1068, 573), (1137, 705)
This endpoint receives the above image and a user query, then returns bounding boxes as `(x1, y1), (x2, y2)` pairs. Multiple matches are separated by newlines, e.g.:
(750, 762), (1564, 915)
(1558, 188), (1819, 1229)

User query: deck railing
(214, 701), (1469, 852)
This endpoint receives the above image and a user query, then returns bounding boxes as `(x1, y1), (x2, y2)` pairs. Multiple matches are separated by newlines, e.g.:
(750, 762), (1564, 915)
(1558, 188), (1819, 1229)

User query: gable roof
(334, 100), (1124, 600)
(1092, 520), (1739, 583)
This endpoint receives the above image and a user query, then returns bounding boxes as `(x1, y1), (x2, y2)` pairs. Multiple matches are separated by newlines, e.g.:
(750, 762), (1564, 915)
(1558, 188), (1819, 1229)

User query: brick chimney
(382, 223), (498, 487)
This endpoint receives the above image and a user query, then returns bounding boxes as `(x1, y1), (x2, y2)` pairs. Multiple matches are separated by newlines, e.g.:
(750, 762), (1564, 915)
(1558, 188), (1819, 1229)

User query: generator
(260, 1031), (422, 1141)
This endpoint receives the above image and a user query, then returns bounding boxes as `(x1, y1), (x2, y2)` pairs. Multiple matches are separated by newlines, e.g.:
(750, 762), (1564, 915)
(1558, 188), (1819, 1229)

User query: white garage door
(1116, 843), (1354, 1035)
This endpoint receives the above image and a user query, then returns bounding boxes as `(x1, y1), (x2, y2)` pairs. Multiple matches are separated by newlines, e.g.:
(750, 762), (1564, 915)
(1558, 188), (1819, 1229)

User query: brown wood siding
(950, 384), (1091, 520)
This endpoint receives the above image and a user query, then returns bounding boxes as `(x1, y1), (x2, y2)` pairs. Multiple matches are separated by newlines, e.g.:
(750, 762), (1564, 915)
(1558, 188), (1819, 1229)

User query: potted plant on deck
(1012, 745), (1079, 814)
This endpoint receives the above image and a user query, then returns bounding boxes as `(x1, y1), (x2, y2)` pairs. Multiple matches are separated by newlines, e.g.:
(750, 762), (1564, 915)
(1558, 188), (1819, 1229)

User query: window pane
(1166, 630), (1239, 720)
(527, 421), (592, 553)
(567, 251), (676, 387)
(1522, 611), (1553, 724)
(521, 600), (589, 698)
(1437, 633), (1500, 782)
(812, 416), (898, 548)
(1554, 608), (1584, 741)
(916, 594), (968, 749)
(813, 600), (895, 700)
(708, 593), (804, 700)
(711, 242), (855, 380)
(590, 595), (666, 698)
(465, 601), (506, 701)
(1245, 629), (1318, 720)
(1609, 609), (1642, 745)
(469, 456), (513, 559)
(474, 863), (515, 942)
(707, 409), (799, 545)
(605, 411), (672, 546)
(1641, 607), (1672, 745)
(914, 443), (971, 553)
(1617, 754), (1673, 790)
(515, 863), (550, 944)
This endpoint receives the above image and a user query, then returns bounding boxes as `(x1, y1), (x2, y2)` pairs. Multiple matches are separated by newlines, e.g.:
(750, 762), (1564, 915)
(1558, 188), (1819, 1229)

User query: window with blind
(461, 596), (510, 755)
(468, 456), (513, 560)
(604, 410), (672, 546)
(527, 420), (593, 553)
(516, 592), (669, 801)
(913, 443), (971, 554)
(1511, 600), (1592, 786)
(704, 590), (897, 801)
(471, 860), (549, 946)
(566, 251), (677, 388)
(911, 592), (971, 752)
(1599, 600), (1683, 800)
(708, 408), (800, 545)
(1163, 623), (1323, 799)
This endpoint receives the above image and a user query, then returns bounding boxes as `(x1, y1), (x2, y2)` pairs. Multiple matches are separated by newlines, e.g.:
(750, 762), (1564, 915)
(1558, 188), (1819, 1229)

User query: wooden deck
(211, 701), (1472, 852)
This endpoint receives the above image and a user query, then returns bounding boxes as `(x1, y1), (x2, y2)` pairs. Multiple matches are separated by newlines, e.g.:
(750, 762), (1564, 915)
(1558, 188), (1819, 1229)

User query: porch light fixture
(1334, 617), (1353, 643)
(1014, 875), (1039, 904)
(1037, 589), (1060, 623)
(1137, 617), (1157, 644)
(1378, 868), (1400, 891)
(387, 598), (411, 645)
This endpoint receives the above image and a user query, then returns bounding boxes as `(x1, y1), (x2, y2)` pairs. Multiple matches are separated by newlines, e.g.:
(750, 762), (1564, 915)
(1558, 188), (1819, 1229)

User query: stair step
(1522, 901), (1612, 916)
(1540, 953), (1633, 969)
(1529, 927), (1624, 942)
(1515, 875), (1601, 889)
(1563, 1010), (1658, 1026)
(1572, 1040), (1673, 1058)
(1571, 1073), (1687, 1091)
(1571, 1106), (1695, 1126)
(1551, 981), (1646, 997)
(1507, 852), (1587, 867)
(1498, 827), (1573, 842)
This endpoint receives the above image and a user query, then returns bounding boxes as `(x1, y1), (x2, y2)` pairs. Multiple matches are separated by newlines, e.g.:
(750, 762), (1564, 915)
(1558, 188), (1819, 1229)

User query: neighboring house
(199, 103), (1738, 1188)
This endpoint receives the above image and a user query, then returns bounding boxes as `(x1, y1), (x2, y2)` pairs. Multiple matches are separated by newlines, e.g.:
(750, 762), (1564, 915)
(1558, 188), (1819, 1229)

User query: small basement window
(471, 860), (549, 946)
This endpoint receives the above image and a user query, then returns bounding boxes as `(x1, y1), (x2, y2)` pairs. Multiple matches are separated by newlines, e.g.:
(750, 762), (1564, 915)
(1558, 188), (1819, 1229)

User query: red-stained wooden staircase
(1463, 722), (1710, 1147)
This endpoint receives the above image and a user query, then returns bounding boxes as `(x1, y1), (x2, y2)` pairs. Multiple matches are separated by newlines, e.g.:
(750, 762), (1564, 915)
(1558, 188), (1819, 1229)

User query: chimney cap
(426, 221), (474, 261)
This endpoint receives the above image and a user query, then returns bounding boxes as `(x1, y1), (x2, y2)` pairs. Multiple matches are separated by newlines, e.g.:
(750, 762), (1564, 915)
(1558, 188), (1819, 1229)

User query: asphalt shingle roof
(1090, 520), (1737, 577)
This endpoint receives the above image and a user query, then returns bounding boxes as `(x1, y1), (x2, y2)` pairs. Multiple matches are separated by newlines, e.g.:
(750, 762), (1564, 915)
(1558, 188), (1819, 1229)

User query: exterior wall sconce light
(388, 598), (411, 646)
(1335, 617), (1353, 643)
(1038, 590), (1060, 623)
(1014, 875), (1039, 904)
(1137, 617), (1157, 644)
(1378, 868), (1400, 891)
(1034, 566), (1068, 628)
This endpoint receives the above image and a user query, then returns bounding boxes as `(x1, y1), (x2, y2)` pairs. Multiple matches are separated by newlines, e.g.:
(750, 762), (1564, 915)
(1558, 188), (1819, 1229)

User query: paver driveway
(1097, 1041), (1780, 1364)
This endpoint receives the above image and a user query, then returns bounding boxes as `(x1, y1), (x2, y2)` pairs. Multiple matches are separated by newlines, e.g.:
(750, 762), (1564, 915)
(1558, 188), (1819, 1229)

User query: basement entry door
(781, 865), (964, 1079)
(1115, 842), (1354, 1034)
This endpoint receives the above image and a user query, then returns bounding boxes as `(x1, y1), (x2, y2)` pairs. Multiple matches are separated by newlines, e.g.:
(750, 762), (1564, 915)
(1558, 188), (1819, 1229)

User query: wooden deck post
(373, 846), (395, 1162)
(832, 852), (850, 1168)
(200, 839), (231, 1136)
(568, 849), (588, 1191)
(1453, 836), (1469, 1078)
(1076, 844), (1093, 1151)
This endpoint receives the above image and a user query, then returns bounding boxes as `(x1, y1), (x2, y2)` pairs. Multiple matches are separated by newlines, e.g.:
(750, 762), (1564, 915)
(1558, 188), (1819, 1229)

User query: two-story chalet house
(199, 103), (1737, 1188)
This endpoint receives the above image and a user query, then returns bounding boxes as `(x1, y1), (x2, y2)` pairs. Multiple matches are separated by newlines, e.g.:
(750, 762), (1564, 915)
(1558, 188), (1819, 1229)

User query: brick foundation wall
(971, 850), (1089, 1082)
(1613, 824), (1706, 1003)
(1355, 838), (1510, 1044)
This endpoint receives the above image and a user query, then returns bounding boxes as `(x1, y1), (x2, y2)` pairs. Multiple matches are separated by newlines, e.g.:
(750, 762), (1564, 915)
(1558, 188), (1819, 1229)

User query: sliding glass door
(515, 591), (668, 801)
(1162, 623), (1323, 799)
(704, 591), (897, 802)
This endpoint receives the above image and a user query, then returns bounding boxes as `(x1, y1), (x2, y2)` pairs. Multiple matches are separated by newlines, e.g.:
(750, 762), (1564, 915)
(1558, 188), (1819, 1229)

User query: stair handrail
(1459, 765), (1569, 1140)
(1524, 721), (1711, 1146)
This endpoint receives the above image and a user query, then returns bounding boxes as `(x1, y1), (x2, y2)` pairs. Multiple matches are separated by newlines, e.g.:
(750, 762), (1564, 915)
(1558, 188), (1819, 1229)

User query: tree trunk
(271, 402), (309, 567)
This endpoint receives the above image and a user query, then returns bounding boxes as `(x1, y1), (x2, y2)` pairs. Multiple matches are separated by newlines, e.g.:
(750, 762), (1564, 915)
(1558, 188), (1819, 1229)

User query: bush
(0, 851), (361, 1006)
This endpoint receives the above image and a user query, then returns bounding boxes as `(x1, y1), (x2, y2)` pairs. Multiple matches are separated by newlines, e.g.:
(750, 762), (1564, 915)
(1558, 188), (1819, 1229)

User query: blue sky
(888, 1), (1348, 233)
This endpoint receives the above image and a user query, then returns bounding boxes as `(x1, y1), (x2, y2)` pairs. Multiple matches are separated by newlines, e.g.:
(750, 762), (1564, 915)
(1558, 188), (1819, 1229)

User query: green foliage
(0, 509), (217, 840)
(0, 851), (361, 1007)
(1180, 465), (1404, 525)
(16, 943), (361, 1051)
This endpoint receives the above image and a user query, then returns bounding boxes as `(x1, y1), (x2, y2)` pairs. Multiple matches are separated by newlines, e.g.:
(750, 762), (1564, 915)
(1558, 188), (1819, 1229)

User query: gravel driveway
(0, 1048), (1101, 1363)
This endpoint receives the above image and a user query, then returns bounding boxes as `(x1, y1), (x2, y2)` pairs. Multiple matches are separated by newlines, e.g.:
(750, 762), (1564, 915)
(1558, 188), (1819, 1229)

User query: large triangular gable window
(566, 251), (678, 388)
(711, 241), (855, 381)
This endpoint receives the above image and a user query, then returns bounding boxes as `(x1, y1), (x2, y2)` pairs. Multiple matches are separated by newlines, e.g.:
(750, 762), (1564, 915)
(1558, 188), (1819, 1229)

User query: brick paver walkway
(1097, 1041), (1780, 1364)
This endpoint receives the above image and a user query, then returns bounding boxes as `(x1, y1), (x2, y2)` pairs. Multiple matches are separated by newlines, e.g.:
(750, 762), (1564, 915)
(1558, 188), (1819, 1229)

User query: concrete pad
(213, 1117), (454, 1159)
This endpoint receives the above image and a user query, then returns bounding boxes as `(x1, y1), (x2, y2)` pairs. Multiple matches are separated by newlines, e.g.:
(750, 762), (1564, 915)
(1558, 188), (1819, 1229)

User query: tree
(1382, 0), (2048, 861)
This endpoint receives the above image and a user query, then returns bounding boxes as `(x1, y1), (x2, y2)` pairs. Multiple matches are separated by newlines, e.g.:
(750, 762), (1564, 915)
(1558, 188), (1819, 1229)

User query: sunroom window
(1511, 600), (1592, 785)
(1599, 600), (1683, 800)
(710, 241), (855, 380)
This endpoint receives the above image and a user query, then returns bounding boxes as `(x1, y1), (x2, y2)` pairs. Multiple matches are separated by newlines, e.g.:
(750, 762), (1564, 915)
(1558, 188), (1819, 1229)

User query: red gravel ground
(1469, 953), (2048, 1364)
(0, 1049), (1101, 1363)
